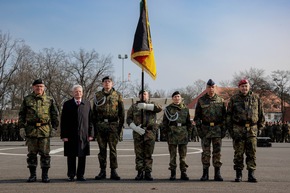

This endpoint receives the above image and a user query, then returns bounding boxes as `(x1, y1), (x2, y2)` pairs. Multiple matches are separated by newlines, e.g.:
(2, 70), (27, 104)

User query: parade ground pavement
(0, 137), (290, 193)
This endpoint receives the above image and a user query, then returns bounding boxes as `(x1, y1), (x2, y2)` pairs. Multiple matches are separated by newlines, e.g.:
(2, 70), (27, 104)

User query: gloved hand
(19, 128), (26, 139)
(129, 123), (145, 136)
(137, 103), (154, 111)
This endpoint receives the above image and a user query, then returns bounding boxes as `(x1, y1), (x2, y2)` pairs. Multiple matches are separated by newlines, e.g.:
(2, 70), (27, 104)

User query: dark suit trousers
(67, 156), (86, 178)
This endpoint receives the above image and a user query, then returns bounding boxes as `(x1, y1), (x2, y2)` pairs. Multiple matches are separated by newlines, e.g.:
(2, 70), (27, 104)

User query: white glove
(137, 103), (154, 111)
(129, 123), (145, 136)
(19, 128), (26, 139)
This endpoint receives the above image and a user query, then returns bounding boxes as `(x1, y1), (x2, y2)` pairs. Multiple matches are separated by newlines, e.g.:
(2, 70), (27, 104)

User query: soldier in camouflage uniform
(93, 76), (124, 180)
(0, 120), (2, 141)
(9, 119), (18, 141)
(227, 79), (265, 183)
(266, 122), (274, 142)
(163, 91), (192, 181)
(275, 121), (282, 142)
(18, 79), (59, 183)
(194, 79), (226, 181)
(127, 90), (162, 181)
(2, 120), (9, 141)
(282, 121), (289, 143)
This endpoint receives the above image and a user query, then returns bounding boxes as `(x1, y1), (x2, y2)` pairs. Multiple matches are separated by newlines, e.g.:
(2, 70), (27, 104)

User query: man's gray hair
(71, 84), (83, 92)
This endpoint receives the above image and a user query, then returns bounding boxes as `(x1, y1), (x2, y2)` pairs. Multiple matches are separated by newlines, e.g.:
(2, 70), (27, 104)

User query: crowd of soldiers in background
(0, 119), (24, 141)
(0, 118), (289, 143)
(157, 121), (290, 143)
(259, 121), (290, 143)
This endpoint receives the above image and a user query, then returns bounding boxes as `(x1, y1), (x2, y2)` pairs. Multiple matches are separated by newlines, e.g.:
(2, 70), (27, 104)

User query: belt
(27, 122), (49, 127)
(202, 122), (222, 127)
(234, 121), (257, 128)
(100, 118), (118, 123)
(169, 122), (186, 127)
(142, 126), (153, 130)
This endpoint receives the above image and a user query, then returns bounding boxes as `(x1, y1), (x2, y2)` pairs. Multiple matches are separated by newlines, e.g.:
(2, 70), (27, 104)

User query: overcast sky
(1, 0), (290, 92)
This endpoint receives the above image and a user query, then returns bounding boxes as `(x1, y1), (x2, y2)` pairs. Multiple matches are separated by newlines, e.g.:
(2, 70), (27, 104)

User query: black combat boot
(200, 168), (209, 181)
(235, 169), (242, 182)
(170, 170), (176, 181)
(41, 168), (50, 183)
(27, 166), (37, 182)
(145, 171), (153, 181)
(95, 169), (106, 180)
(248, 170), (257, 183)
(214, 167), (223, 181)
(135, 170), (143, 181)
(110, 169), (121, 180)
(181, 171), (189, 181)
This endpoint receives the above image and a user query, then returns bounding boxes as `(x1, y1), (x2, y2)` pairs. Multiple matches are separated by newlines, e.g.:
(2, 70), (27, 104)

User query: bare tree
(34, 48), (69, 110)
(7, 44), (36, 109)
(271, 70), (290, 121)
(152, 89), (167, 98)
(170, 79), (206, 105)
(126, 79), (151, 98)
(0, 32), (25, 109)
(232, 67), (271, 92)
(66, 49), (114, 100)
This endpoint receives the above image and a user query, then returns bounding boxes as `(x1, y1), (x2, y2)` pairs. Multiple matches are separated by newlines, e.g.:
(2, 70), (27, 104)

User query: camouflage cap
(32, 79), (44, 86)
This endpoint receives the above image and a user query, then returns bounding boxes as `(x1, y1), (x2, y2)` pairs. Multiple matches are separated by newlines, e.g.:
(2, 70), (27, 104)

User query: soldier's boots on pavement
(95, 169), (106, 180)
(27, 166), (37, 182)
(214, 167), (223, 181)
(110, 169), (121, 180)
(41, 168), (50, 183)
(200, 168), (209, 181)
(180, 171), (189, 181)
(135, 170), (144, 181)
(235, 169), (242, 182)
(145, 172), (153, 181)
(170, 170), (176, 181)
(248, 170), (257, 183)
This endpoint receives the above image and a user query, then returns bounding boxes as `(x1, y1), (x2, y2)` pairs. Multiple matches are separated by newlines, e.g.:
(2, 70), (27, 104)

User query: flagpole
(141, 69), (144, 124)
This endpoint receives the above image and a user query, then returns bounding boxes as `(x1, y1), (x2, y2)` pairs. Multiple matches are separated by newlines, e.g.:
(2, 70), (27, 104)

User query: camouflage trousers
(233, 136), (256, 170)
(201, 137), (222, 168)
(26, 137), (51, 168)
(168, 144), (188, 172)
(133, 130), (155, 172)
(96, 130), (119, 169)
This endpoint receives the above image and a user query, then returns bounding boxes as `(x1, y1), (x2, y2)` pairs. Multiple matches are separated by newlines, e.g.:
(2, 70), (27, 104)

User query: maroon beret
(238, 79), (249, 86)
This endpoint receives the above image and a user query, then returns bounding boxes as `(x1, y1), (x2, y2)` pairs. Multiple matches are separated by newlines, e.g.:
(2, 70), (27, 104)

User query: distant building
(0, 109), (19, 120)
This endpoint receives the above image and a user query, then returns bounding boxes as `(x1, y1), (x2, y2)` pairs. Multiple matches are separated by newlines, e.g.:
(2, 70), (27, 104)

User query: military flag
(131, 0), (157, 80)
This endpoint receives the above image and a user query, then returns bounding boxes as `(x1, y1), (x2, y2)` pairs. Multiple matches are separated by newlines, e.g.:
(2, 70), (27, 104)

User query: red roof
(283, 107), (290, 122)
(187, 87), (289, 114)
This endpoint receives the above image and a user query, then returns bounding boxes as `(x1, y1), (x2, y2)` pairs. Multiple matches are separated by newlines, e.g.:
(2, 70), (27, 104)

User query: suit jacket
(61, 98), (94, 157)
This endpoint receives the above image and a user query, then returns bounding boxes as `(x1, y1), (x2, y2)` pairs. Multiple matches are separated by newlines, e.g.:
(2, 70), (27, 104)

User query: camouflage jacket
(18, 92), (59, 138)
(163, 103), (192, 144)
(92, 88), (125, 133)
(127, 100), (162, 131)
(194, 93), (227, 138)
(226, 91), (265, 138)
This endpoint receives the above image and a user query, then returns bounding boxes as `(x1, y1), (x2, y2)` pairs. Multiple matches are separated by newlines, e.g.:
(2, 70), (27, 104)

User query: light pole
(118, 54), (128, 96)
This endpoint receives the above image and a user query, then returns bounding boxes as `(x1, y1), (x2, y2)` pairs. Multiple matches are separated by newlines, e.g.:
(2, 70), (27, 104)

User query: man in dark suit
(61, 85), (94, 181)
